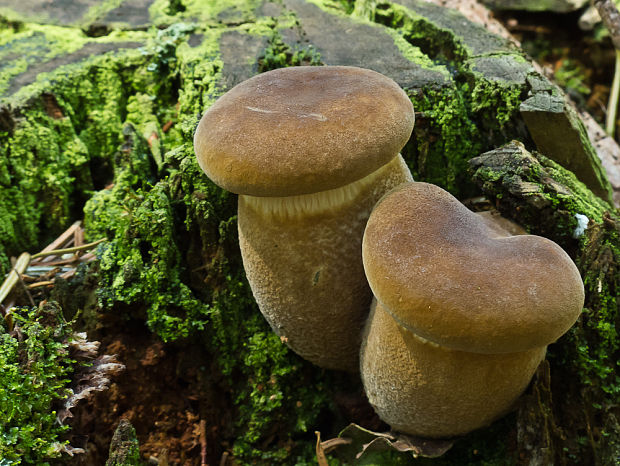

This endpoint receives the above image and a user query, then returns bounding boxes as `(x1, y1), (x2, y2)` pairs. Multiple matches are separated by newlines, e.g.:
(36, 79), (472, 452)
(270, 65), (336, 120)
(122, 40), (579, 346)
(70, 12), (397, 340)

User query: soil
(43, 270), (383, 465)
(66, 315), (229, 466)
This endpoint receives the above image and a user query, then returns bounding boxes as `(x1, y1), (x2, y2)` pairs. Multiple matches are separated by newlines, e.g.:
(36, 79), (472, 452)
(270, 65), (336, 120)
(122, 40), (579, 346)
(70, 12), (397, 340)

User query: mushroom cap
(193, 66), (414, 197)
(362, 182), (585, 354)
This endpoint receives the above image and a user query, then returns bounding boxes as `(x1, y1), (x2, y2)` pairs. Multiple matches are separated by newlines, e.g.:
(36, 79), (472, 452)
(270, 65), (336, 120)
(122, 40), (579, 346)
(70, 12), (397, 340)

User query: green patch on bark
(0, 303), (76, 464)
(78, 24), (333, 463)
(470, 141), (610, 244)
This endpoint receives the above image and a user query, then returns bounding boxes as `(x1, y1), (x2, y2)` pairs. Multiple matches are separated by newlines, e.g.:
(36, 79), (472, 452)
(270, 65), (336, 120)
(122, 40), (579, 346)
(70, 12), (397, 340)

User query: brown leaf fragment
(357, 433), (453, 459)
(325, 423), (453, 462)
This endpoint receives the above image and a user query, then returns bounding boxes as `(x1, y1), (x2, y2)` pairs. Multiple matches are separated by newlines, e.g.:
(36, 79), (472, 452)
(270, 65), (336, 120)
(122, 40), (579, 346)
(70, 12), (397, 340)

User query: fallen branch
(200, 419), (207, 466)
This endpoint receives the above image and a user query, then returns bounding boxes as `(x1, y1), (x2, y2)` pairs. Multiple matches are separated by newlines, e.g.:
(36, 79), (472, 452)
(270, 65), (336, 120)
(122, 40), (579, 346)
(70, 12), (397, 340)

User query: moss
(106, 419), (141, 466)
(404, 85), (479, 196)
(371, 2), (469, 63)
(561, 214), (620, 397)
(149, 0), (262, 27)
(0, 26), (84, 95)
(0, 302), (76, 464)
(258, 34), (323, 72)
(81, 0), (125, 27)
(0, 46), (158, 275)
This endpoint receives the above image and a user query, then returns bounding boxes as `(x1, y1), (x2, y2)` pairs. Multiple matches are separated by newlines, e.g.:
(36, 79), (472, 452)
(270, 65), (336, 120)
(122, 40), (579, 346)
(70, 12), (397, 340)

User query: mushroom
(360, 182), (584, 436)
(194, 66), (414, 371)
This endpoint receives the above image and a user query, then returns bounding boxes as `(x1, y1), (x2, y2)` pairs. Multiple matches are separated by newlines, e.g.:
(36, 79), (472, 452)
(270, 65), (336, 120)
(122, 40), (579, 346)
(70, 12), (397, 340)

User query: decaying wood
(593, 0), (620, 50)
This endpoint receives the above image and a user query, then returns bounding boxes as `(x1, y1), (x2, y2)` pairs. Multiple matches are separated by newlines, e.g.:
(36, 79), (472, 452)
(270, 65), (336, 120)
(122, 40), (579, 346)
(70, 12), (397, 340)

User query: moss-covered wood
(0, 0), (618, 464)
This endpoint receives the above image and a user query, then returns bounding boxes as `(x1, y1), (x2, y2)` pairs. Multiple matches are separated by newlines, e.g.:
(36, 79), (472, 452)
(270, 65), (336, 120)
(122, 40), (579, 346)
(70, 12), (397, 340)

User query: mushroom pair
(194, 66), (415, 371)
(194, 65), (585, 438)
(360, 182), (585, 437)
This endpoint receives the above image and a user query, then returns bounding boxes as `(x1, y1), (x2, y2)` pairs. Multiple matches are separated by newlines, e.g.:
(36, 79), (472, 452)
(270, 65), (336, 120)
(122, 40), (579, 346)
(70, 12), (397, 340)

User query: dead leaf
(324, 423), (453, 463)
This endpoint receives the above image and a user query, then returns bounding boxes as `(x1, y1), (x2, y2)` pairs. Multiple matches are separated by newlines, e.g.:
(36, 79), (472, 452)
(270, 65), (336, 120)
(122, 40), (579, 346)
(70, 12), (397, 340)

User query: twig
(28, 281), (55, 289)
(320, 437), (353, 453)
(31, 238), (107, 259)
(13, 257), (35, 307)
(594, 0), (620, 49)
(59, 269), (77, 280)
(607, 49), (620, 136)
(219, 452), (229, 466)
(315, 431), (329, 466)
(593, 0), (620, 136)
(74, 226), (84, 248)
(200, 419), (208, 466)
(0, 253), (31, 305)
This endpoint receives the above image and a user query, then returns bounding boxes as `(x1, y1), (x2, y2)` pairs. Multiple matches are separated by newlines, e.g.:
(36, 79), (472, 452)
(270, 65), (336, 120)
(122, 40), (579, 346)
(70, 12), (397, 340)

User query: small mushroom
(194, 66), (414, 371)
(360, 182), (584, 437)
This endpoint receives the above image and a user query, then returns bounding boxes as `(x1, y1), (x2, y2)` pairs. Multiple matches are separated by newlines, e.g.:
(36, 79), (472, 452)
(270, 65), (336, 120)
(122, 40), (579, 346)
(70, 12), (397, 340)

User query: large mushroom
(360, 182), (584, 436)
(194, 66), (414, 371)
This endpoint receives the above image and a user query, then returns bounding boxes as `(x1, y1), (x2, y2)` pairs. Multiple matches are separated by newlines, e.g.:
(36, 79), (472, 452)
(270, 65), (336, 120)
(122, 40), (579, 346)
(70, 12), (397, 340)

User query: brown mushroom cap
(362, 182), (585, 354)
(193, 66), (414, 197)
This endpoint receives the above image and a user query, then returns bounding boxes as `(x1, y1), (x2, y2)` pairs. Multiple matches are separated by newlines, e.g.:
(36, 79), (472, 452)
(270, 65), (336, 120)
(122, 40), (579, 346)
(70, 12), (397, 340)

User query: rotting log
(0, 0), (618, 464)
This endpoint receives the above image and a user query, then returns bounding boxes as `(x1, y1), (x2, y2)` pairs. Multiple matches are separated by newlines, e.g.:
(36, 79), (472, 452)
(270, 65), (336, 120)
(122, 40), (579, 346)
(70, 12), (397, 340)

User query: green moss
(149, 0), (262, 27)
(372, 2), (469, 63)
(561, 215), (620, 397)
(468, 78), (523, 129)
(258, 34), (322, 72)
(0, 302), (77, 464)
(106, 419), (141, 466)
(405, 85), (479, 195)
(80, 0), (125, 27)
(0, 46), (158, 274)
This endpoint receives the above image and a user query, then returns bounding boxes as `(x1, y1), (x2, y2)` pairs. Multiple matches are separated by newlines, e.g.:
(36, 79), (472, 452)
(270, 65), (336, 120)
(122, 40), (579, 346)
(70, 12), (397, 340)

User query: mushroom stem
(238, 154), (412, 371)
(360, 300), (546, 437)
